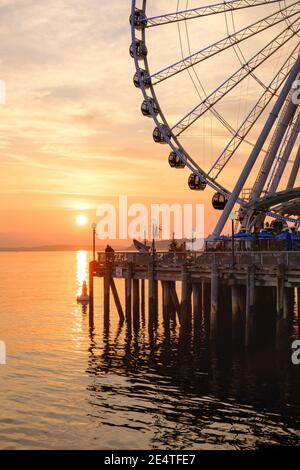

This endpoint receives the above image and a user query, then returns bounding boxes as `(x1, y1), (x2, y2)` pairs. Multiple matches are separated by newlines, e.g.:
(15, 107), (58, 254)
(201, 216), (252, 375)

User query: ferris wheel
(130, 0), (300, 239)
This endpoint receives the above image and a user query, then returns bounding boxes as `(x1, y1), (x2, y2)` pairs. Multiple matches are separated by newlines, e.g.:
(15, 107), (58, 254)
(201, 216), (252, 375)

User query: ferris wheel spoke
(287, 142), (300, 189)
(149, 1), (300, 85)
(144, 0), (285, 27)
(208, 49), (299, 180)
(172, 19), (300, 136)
(267, 111), (300, 194)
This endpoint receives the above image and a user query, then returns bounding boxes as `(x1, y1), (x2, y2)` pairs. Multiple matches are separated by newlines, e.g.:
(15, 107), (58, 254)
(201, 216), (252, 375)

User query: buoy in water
(77, 280), (89, 304)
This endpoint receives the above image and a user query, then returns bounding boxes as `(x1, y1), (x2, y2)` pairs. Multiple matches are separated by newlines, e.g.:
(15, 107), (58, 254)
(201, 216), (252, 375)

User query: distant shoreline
(0, 245), (103, 253)
(0, 239), (195, 253)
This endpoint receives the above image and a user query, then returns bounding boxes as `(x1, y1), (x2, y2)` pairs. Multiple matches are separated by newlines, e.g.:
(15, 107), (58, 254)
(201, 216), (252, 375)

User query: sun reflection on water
(76, 250), (88, 295)
(72, 251), (89, 349)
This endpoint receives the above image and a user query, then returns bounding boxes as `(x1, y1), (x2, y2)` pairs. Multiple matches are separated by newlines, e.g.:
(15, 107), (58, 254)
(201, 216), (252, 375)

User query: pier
(89, 250), (300, 348)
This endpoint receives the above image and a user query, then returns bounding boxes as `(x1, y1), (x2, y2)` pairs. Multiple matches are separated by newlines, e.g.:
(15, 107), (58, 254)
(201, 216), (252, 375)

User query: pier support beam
(169, 281), (181, 323)
(133, 279), (140, 328)
(110, 278), (125, 323)
(148, 262), (158, 323)
(103, 264), (111, 322)
(162, 281), (171, 328)
(89, 261), (98, 328)
(181, 267), (192, 330)
(298, 288), (300, 328)
(277, 265), (285, 320)
(210, 265), (219, 339)
(126, 263), (132, 324)
(276, 266), (292, 348)
(232, 285), (242, 341)
(283, 287), (294, 320)
(141, 279), (145, 320)
(193, 283), (202, 328)
(203, 283), (210, 319)
(246, 265), (256, 347)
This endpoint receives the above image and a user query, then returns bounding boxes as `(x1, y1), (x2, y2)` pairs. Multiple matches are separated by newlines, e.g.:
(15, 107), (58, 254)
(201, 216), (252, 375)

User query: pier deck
(89, 251), (300, 347)
(94, 251), (300, 287)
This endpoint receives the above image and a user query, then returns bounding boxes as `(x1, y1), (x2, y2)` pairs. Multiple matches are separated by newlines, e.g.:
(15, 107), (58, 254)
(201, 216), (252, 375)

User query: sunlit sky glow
(0, 0), (298, 247)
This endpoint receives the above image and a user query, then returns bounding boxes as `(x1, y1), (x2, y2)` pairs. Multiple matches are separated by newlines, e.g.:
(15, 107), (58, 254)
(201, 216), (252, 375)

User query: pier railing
(98, 251), (300, 268)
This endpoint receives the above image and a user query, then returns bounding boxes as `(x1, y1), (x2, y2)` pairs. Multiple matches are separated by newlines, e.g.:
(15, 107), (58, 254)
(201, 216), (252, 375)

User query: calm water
(0, 251), (300, 450)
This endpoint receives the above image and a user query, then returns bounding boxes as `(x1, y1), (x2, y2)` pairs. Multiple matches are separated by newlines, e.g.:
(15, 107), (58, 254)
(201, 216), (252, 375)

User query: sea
(0, 251), (299, 450)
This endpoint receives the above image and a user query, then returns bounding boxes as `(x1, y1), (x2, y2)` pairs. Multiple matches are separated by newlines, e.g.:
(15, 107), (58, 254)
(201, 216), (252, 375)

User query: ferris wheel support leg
(287, 142), (300, 190)
(250, 94), (299, 204)
(269, 113), (300, 195)
(211, 55), (300, 240)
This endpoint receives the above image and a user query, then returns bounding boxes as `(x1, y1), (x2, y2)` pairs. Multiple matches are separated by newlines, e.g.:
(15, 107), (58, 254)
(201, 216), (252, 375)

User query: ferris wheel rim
(131, 0), (234, 201)
(130, 0), (300, 216)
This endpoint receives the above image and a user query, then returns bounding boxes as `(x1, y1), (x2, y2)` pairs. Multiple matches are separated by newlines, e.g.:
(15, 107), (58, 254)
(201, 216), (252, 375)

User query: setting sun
(76, 215), (88, 226)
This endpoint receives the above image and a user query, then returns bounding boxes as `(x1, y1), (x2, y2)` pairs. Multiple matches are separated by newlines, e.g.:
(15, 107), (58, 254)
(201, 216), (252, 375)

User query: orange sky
(0, 0), (298, 247)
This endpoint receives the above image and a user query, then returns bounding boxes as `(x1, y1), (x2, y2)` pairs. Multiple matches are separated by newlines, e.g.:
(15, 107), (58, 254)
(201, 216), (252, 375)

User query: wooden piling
(203, 282), (210, 317)
(246, 265), (256, 347)
(283, 287), (294, 320)
(232, 284), (241, 340)
(89, 260), (96, 327)
(133, 279), (140, 327)
(148, 262), (155, 322)
(162, 281), (171, 328)
(141, 279), (145, 319)
(169, 281), (181, 323)
(193, 283), (202, 327)
(298, 287), (300, 326)
(103, 264), (111, 322)
(125, 263), (132, 324)
(181, 267), (192, 329)
(210, 264), (219, 339)
(110, 278), (125, 323)
(277, 265), (285, 319)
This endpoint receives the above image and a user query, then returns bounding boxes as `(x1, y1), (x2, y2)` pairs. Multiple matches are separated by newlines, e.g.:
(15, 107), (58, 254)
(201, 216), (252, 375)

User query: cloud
(0, 0), (298, 246)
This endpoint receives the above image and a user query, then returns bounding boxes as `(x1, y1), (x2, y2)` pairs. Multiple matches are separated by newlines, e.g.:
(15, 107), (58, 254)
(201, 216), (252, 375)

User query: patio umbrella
(234, 231), (255, 240)
(276, 232), (299, 240)
(218, 235), (231, 241)
(258, 231), (275, 240)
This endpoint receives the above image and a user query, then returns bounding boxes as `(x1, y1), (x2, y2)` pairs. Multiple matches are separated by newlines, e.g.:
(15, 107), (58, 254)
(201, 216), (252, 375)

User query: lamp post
(152, 223), (156, 265)
(91, 223), (97, 261)
(229, 212), (236, 268)
(191, 227), (195, 252)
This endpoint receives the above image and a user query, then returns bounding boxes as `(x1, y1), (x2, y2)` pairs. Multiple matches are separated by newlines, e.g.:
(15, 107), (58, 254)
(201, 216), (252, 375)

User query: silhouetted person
(105, 245), (115, 263)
